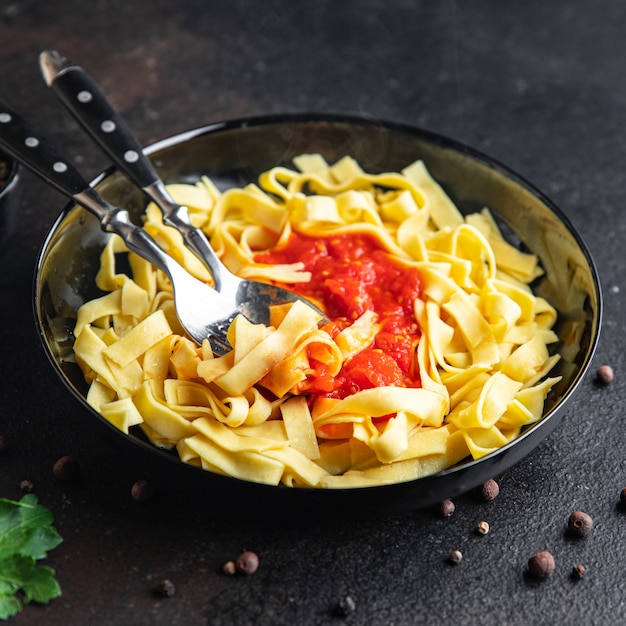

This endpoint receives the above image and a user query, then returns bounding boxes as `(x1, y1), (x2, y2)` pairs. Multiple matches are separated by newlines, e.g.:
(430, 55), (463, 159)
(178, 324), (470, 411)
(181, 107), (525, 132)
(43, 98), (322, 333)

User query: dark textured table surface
(0, 2), (624, 624)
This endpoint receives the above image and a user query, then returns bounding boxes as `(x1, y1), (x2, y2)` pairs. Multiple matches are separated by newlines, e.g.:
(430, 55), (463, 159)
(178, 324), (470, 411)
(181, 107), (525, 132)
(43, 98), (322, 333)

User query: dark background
(1, 1), (624, 624)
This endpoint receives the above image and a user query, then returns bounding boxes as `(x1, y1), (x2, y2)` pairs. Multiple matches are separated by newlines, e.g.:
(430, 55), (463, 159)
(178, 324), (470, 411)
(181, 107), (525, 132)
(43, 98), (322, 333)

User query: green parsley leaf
(0, 495), (63, 620)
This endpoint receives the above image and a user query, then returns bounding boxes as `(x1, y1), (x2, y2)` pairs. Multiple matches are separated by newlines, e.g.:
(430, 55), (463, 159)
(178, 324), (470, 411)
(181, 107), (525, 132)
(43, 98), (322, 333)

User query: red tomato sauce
(255, 232), (422, 399)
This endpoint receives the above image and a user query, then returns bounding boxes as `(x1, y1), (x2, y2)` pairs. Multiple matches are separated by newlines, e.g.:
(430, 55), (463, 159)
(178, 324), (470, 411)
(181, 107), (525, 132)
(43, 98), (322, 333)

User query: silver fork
(0, 103), (321, 355)
(39, 50), (326, 329)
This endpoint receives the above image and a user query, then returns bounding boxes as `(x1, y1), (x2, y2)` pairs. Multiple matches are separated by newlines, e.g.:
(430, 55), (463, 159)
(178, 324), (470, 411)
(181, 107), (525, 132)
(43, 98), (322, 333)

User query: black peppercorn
(439, 499), (455, 517)
(155, 579), (175, 598)
(528, 551), (555, 577)
(235, 550), (259, 575)
(568, 511), (593, 537)
(596, 365), (614, 384)
(572, 563), (586, 579)
(333, 595), (356, 618)
(53, 455), (80, 482)
(131, 479), (154, 502)
(478, 478), (500, 501)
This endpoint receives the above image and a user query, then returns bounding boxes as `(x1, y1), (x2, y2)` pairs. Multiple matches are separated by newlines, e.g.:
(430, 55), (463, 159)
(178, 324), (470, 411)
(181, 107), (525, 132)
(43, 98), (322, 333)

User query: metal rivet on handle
(0, 112), (11, 123)
(77, 90), (93, 103)
(25, 136), (39, 148)
(124, 150), (139, 163)
(53, 162), (68, 173)
(101, 120), (116, 133)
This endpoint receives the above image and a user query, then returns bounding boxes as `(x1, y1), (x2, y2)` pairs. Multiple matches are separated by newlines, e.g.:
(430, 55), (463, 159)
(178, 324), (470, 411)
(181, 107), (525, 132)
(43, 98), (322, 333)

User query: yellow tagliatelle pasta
(73, 155), (562, 488)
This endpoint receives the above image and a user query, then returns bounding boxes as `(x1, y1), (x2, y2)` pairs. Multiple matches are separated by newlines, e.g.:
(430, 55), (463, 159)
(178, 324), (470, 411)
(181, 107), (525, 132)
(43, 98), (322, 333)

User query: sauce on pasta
(255, 232), (422, 399)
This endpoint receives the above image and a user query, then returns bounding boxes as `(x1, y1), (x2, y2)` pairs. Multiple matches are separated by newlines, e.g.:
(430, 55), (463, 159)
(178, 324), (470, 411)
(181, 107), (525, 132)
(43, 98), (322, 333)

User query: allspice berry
(439, 499), (455, 517)
(449, 549), (463, 565)
(528, 550), (555, 578)
(235, 550), (259, 575)
(333, 595), (356, 618)
(478, 478), (500, 502)
(53, 455), (80, 482)
(131, 479), (154, 502)
(155, 578), (175, 598)
(568, 511), (593, 537)
(596, 365), (614, 384)
(19, 479), (34, 493)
